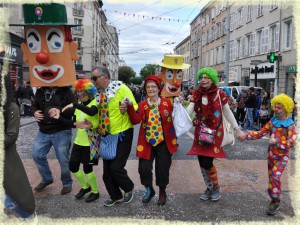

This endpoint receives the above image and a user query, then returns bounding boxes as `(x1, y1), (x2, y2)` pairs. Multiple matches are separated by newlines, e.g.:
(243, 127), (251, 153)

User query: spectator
(236, 89), (248, 127)
(244, 87), (257, 130)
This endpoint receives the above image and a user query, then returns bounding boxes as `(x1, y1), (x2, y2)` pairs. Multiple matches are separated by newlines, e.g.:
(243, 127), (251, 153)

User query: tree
(130, 76), (143, 85)
(118, 66), (136, 84)
(139, 64), (156, 80)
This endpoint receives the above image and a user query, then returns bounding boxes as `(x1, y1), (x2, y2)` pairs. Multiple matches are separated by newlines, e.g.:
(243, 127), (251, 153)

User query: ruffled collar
(271, 116), (295, 128)
(95, 80), (123, 104)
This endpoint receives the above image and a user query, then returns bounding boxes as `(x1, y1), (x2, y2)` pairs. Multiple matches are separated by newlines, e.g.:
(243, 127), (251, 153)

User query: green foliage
(118, 66), (136, 84)
(139, 64), (157, 80)
(130, 76), (143, 85)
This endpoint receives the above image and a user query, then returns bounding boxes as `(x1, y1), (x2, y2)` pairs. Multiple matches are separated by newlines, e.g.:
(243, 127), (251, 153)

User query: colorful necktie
(145, 103), (164, 146)
(99, 90), (110, 135)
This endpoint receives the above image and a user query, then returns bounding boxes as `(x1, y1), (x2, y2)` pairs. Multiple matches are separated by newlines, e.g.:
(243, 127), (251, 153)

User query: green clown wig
(271, 93), (294, 116)
(197, 67), (219, 85)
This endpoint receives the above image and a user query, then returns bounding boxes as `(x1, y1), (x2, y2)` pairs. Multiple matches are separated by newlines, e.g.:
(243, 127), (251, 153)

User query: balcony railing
(75, 64), (83, 71)
(72, 28), (84, 36)
(73, 8), (84, 17)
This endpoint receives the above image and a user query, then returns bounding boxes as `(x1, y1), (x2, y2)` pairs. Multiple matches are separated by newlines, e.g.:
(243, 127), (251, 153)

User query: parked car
(226, 86), (266, 101)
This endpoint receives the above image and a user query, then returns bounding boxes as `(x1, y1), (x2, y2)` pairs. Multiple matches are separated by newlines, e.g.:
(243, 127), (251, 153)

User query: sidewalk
(20, 116), (36, 127)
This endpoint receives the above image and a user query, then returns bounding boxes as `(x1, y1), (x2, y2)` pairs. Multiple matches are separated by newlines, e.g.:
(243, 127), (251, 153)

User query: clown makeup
(200, 74), (213, 89)
(76, 90), (89, 102)
(146, 81), (159, 100)
(274, 103), (286, 119)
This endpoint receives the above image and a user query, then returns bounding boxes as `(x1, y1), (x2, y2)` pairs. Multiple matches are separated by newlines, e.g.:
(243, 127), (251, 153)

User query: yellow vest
(74, 99), (99, 146)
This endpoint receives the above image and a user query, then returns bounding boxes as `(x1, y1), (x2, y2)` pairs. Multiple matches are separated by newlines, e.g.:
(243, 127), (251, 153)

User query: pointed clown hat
(10, 3), (80, 27)
(157, 54), (190, 70)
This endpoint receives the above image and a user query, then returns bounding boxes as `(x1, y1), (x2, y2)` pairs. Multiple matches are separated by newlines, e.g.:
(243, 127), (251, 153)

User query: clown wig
(197, 67), (219, 85)
(270, 93), (294, 116)
(73, 78), (97, 97)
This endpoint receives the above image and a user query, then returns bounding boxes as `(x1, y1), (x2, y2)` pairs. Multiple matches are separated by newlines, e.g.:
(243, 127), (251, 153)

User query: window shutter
(240, 7), (244, 26)
(264, 27), (269, 53)
(275, 22), (279, 51)
(233, 40), (236, 60)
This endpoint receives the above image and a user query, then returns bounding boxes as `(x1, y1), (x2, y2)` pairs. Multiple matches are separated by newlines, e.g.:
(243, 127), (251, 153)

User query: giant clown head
(157, 55), (190, 98)
(10, 3), (80, 87)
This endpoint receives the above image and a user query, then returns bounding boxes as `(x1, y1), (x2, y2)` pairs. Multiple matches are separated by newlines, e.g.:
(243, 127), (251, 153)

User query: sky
(103, 0), (209, 75)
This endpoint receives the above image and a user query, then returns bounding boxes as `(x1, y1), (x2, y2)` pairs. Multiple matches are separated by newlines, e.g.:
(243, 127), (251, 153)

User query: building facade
(188, 0), (296, 99)
(173, 35), (191, 84)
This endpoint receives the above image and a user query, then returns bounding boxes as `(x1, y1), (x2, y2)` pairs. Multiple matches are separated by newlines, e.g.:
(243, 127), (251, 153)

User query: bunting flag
(103, 8), (188, 23)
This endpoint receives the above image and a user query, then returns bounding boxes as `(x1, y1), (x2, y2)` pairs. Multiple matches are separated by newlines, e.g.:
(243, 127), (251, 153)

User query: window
(216, 47), (219, 64)
(210, 49), (214, 66)
(283, 20), (292, 50)
(270, 0), (277, 10)
(205, 52), (209, 67)
(256, 30), (263, 54)
(221, 19), (226, 36)
(257, 0), (263, 17)
(202, 53), (205, 66)
(73, 37), (82, 49)
(212, 26), (215, 40)
(241, 37), (245, 58)
(237, 7), (244, 27)
(74, 19), (82, 31)
(263, 28), (269, 53)
(202, 32), (206, 46)
(247, 4), (252, 22)
(216, 22), (220, 38)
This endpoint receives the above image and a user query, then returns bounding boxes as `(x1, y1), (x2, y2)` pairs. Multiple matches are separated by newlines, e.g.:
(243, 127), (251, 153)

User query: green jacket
(3, 103), (35, 214)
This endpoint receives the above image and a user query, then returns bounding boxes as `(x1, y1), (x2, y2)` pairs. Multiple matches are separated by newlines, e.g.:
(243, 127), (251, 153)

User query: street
(4, 119), (298, 224)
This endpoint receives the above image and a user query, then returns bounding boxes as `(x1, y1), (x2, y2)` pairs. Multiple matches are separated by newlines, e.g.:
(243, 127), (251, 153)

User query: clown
(242, 93), (296, 215)
(157, 54), (190, 98)
(11, 3), (79, 86)
(10, 3), (81, 195)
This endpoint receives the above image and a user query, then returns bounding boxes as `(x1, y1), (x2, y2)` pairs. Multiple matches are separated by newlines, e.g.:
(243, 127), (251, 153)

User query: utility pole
(194, 31), (199, 90)
(224, 5), (231, 86)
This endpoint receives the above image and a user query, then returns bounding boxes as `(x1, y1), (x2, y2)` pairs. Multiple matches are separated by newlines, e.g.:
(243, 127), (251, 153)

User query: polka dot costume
(99, 91), (110, 135)
(145, 104), (164, 146)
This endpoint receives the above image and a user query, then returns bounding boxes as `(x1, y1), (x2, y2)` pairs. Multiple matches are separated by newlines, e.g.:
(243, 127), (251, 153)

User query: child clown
(240, 93), (296, 215)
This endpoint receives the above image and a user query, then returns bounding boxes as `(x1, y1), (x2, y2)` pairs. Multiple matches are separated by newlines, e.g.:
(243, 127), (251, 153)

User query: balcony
(75, 64), (83, 71)
(72, 28), (84, 36)
(73, 8), (84, 17)
(77, 48), (83, 55)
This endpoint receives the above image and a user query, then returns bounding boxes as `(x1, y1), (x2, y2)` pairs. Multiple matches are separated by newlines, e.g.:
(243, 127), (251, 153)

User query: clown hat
(10, 3), (80, 27)
(157, 55), (190, 70)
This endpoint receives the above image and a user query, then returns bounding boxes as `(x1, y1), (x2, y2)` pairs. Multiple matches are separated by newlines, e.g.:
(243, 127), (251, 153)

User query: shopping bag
(172, 98), (193, 137)
(99, 133), (118, 160)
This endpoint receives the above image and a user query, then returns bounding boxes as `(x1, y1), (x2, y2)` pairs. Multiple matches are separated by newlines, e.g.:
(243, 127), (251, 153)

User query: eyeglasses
(146, 85), (158, 89)
(91, 75), (104, 82)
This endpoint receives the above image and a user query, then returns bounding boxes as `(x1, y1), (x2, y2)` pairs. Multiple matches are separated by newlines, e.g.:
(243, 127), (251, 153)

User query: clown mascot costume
(10, 3), (81, 195)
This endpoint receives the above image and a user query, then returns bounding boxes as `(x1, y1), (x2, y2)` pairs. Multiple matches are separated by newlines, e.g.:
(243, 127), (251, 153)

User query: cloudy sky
(104, 0), (209, 75)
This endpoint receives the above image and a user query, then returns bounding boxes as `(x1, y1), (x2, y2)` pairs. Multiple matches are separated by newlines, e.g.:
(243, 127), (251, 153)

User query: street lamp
(224, 5), (231, 86)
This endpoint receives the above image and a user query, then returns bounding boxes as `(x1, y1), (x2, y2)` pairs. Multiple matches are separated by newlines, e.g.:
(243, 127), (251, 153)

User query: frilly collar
(271, 116), (295, 128)
(95, 80), (123, 104)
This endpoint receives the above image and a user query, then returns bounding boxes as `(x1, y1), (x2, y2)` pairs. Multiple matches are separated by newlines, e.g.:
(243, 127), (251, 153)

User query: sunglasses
(91, 75), (104, 81)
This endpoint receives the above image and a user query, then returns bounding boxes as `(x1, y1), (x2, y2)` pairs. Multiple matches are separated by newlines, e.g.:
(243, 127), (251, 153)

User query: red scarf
(194, 84), (219, 127)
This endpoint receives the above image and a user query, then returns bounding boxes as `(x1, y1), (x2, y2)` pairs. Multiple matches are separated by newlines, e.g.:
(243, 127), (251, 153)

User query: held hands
(269, 137), (276, 145)
(34, 110), (44, 122)
(74, 119), (92, 129)
(235, 128), (247, 141)
(48, 108), (60, 119)
(62, 103), (74, 113)
(119, 97), (131, 114)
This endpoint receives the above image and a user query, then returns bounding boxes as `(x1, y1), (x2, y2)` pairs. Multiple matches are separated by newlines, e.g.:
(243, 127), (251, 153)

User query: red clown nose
(274, 108), (279, 113)
(36, 52), (49, 64)
(174, 81), (181, 88)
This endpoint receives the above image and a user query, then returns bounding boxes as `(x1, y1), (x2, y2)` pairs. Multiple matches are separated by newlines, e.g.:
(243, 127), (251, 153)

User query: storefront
(250, 62), (276, 97)
(0, 32), (24, 102)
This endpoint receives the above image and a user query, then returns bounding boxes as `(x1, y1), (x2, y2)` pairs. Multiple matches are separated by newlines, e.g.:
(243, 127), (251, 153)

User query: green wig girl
(197, 67), (219, 85)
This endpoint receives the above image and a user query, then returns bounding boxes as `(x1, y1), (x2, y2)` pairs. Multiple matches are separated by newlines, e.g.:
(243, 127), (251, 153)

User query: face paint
(200, 74), (213, 89)
(159, 68), (184, 97)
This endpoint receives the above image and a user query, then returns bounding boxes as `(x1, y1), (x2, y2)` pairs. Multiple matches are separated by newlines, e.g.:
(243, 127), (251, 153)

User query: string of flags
(103, 8), (188, 23)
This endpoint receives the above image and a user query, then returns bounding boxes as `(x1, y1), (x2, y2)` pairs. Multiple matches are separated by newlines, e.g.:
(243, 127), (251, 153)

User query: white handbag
(172, 98), (193, 137)
(218, 90), (235, 147)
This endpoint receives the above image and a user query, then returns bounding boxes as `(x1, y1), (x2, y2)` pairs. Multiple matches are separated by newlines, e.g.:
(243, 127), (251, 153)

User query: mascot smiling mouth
(33, 65), (64, 83)
(166, 83), (180, 94)
(34, 68), (61, 80)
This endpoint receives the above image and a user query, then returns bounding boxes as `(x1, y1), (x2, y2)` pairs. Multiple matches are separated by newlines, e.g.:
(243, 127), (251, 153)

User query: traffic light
(268, 52), (276, 63)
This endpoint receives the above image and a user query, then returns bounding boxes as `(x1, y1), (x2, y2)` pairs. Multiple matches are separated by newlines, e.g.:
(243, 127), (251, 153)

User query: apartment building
(173, 35), (191, 84)
(189, 0), (296, 99)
